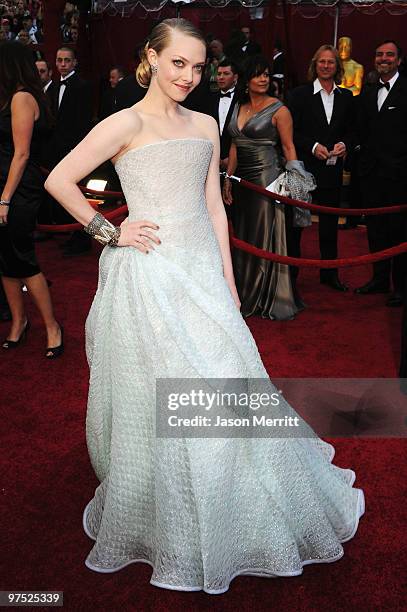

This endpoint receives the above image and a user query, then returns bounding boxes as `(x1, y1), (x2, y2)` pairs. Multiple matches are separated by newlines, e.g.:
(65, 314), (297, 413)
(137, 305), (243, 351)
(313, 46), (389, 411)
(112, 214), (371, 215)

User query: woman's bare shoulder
(10, 91), (39, 119)
(95, 108), (144, 151)
(189, 110), (219, 138)
(273, 103), (290, 118)
(102, 107), (143, 130)
(11, 90), (38, 107)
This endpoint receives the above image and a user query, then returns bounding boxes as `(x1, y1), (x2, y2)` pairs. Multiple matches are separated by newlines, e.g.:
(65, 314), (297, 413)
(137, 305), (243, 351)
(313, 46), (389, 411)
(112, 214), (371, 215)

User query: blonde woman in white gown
(45, 19), (365, 595)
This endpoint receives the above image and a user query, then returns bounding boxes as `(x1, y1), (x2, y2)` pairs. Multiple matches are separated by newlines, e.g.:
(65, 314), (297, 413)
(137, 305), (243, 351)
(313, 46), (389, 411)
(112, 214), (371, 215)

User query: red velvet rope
(40, 165), (407, 215)
(37, 205), (128, 233)
(230, 176), (407, 216)
(36, 169), (407, 267)
(231, 236), (407, 268)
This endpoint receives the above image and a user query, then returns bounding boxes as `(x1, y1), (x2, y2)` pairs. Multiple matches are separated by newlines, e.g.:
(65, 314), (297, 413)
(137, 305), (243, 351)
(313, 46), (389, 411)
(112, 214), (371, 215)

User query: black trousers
(400, 216), (407, 380)
(286, 186), (342, 281)
(361, 177), (407, 293)
(344, 149), (362, 227)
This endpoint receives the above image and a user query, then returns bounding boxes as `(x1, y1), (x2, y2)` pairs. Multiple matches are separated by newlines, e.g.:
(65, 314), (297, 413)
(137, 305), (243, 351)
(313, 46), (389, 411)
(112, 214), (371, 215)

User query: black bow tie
(220, 91), (233, 98)
(378, 81), (390, 91)
(60, 76), (73, 87)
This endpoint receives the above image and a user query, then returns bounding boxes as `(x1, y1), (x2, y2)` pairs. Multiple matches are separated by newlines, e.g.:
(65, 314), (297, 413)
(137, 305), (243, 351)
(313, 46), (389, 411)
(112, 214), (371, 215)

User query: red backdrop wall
(279, 5), (407, 83)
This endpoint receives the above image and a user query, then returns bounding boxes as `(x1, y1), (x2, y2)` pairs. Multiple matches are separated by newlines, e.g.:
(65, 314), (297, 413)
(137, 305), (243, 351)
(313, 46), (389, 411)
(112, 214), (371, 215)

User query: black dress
(0, 92), (49, 279)
(228, 101), (301, 320)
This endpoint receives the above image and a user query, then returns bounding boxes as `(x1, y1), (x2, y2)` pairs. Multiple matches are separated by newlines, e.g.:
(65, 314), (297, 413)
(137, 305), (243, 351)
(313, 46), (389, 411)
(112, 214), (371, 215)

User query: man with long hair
(287, 44), (354, 292)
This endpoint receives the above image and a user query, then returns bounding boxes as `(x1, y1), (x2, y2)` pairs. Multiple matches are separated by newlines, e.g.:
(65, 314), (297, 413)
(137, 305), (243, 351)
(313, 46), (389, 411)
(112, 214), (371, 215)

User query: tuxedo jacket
(243, 41), (262, 56)
(49, 73), (93, 165)
(181, 75), (213, 115)
(287, 83), (354, 189)
(357, 75), (407, 180)
(99, 86), (116, 121)
(39, 82), (57, 168)
(204, 91), (238, 160)
(44, 81), (57, 107)
(114, 74), (146, 112)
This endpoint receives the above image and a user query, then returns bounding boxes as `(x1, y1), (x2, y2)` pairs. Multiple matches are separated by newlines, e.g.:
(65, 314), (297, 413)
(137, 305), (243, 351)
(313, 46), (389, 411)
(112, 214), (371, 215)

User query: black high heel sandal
(2, 320), (30, 349)
(45, 324), (64, 359)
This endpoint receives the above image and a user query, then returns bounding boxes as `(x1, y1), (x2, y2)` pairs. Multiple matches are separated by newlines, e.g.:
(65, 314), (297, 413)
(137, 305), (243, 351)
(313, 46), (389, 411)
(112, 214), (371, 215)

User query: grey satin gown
(228, 101), (302, 320)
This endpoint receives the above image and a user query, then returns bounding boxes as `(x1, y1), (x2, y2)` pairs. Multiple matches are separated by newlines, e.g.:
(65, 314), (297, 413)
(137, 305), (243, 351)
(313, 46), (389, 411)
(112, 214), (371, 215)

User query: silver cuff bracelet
(84, 212), (121, 247)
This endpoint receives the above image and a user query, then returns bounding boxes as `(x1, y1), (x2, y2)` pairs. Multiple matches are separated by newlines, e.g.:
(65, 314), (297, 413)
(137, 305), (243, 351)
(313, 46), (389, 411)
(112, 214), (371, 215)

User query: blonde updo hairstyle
(136, 18), (206, 89)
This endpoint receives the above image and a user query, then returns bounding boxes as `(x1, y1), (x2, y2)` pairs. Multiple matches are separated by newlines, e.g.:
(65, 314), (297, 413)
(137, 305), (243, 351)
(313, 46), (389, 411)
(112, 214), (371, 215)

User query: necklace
(245, 102), (266, 114)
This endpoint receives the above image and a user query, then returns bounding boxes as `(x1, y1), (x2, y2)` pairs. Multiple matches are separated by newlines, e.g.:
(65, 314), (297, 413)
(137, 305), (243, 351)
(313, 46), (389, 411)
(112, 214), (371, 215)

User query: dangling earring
(245, 85), (249, 94)
(151, 64), (158, 75)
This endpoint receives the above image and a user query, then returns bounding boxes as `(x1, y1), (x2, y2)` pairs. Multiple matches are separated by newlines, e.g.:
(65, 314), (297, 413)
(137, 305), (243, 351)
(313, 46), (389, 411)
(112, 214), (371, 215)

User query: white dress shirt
(218, 88), (235, 135)
(312, 79), (343, 155)
(58, 70), (76, 108)
(44, 80), (52, 94)
(377, 71), (399, 111)
(313, 78), (340, 124)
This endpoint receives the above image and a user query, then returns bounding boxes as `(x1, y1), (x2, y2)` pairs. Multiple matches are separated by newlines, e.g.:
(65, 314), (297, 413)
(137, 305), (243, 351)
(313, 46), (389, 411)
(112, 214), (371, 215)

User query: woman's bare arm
(45, 110), (140, 226)
(223, 142), (237, 205)
(1, 92), (37, 203)
(45, 110), (160, 251)
(202, 116), (240, 308)
(274, 105), (297, 162)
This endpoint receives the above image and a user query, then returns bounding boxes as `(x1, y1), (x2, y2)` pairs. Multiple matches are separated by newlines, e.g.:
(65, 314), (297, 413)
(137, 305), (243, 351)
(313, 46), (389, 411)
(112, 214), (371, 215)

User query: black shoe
(45, 324), (64, 359)
(354, 280), (390, 295)
(320, 277), (349, 292)
(386, 293), (403, 307)
(339, 222), (357, 230)
(2, 320), (30, 349)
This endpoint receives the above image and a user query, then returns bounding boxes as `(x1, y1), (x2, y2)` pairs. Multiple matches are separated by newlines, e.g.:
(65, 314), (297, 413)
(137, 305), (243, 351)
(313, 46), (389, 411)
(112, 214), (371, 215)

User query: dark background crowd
(0, 0), (44, 44)
(0, 1), (82, 46)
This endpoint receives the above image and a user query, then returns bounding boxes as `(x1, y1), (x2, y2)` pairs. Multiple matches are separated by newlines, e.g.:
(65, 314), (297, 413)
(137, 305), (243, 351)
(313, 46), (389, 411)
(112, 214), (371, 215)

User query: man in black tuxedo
(49, 46), (93, 256)
(355, 40), (407, 307)
(99, 65), (125, 120)
(205, 59), (239, 170)
(51, 46), (93, 165)
(36, 59), (56, 103)
(287, 44), (354, 291)
(240, 26), (261, 57)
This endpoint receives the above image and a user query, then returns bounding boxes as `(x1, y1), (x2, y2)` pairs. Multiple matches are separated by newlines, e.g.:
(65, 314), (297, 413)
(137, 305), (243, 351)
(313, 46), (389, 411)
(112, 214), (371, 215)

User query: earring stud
(151, 64), (158, 75)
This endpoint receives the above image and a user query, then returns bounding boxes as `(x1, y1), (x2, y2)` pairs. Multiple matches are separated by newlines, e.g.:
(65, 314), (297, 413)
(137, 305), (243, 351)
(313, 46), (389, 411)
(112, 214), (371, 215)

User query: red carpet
(1, 224), (405, 611)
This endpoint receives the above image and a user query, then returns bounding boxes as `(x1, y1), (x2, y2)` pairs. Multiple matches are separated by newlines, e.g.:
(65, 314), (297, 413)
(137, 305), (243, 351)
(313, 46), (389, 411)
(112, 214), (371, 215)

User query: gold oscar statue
(338, 36), (364, 96)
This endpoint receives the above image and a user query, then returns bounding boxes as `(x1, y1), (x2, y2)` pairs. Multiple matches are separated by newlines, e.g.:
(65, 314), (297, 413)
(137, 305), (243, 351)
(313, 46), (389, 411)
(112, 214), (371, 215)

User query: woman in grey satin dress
(224, 56), (303, 320)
